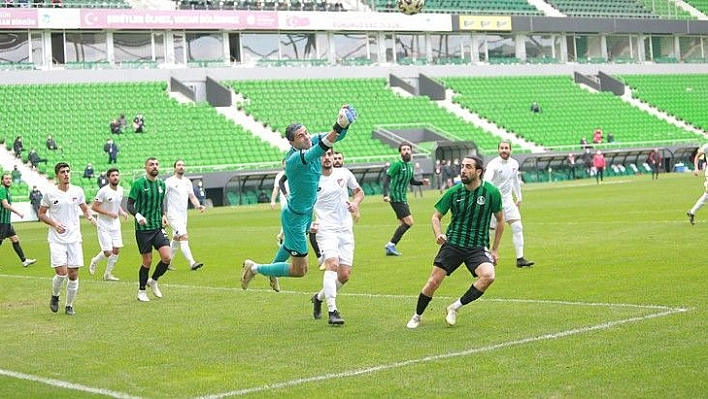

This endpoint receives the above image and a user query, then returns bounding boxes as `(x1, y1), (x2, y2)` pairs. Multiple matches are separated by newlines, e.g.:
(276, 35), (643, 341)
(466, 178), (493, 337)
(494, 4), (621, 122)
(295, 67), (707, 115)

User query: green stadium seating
(370, 0), (542, 15)
(684, 0), (708, 14)
(621, 74), (708, 131)
(441, 76), (698, 150)
(229, 78), (507, 157)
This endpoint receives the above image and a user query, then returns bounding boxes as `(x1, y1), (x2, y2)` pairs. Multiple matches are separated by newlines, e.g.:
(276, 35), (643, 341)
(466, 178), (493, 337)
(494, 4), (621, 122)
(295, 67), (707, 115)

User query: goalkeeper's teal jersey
(285, 131), (347, 215)
(434, 181), (502, 249)
(128, 176), (166, 231)
(387, 159), (414, 203)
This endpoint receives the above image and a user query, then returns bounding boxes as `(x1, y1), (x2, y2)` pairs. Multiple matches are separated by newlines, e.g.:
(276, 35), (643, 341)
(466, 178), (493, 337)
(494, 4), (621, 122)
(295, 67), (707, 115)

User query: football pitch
(1, 172), (705, 398)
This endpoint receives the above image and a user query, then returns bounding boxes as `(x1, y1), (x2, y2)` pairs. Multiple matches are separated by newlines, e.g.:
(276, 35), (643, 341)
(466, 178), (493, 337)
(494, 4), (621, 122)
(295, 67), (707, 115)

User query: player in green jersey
(382, 142), (429, 256)
(0, 173), (36, 268)
(406, 155), (504, 329)
(127, 157), (172, 302)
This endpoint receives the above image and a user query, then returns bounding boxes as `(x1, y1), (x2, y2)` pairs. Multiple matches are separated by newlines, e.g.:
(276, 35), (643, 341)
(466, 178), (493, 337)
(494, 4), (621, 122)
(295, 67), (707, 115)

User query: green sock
(257, 262), (291, 277)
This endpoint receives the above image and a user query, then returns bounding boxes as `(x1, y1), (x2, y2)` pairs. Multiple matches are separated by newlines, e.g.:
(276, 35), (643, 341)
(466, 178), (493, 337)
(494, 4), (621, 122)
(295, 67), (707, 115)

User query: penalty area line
(0, 369), (142, 399)
(198, 307), (688, 398)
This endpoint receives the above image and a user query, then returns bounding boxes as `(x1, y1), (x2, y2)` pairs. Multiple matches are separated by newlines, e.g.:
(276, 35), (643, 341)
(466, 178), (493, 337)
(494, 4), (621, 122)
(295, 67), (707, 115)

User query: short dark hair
(173, 159), (184, 168)
(285, 123), (304, 141)
(54, 162), (70, 175)
(144, 157), (158, 165)
(106, 167), (119, 177)
(398, 142), (412, 152)
(465, 155), (485, 176)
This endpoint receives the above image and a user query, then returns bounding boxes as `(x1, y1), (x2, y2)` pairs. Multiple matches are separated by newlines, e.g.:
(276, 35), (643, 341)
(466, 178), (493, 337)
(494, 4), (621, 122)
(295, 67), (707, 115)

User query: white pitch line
(0, 369), (142, 399)
(0, 274), (685, 312)
(198, 307), (688, 399)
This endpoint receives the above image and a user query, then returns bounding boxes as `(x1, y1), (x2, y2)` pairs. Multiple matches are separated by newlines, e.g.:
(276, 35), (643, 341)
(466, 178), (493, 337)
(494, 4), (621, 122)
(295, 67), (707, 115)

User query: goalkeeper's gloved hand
(334, 104), (357, 133)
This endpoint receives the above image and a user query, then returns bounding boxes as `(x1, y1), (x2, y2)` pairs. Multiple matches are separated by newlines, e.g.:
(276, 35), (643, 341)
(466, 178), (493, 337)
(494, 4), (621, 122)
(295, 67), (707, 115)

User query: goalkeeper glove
(333, 105), (357, 133)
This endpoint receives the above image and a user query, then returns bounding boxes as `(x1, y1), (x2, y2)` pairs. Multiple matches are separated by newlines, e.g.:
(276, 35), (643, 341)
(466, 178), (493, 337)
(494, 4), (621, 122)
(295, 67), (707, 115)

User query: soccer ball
(397, 0), (424, 15)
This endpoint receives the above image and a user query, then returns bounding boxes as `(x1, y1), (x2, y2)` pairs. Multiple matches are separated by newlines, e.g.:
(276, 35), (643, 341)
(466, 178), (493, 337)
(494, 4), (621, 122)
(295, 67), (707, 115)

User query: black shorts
(389, 201), (411, 220)
(433, 243), (494, 278)
(135, 229), (170, 254)
(0, 223), (17, 242)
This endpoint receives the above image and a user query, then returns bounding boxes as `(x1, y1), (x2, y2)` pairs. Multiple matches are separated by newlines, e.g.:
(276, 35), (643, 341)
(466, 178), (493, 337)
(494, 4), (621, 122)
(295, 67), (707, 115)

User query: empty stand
(441, 76), (697, 150)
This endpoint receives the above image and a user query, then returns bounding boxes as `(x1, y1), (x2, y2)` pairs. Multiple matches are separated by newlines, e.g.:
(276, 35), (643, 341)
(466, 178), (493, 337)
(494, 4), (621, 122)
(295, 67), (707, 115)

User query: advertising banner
(279, 11), (452, 32)
(459, 15), (512, 31)
(0, 9), (38, 29)
(78, 9), (279, 30)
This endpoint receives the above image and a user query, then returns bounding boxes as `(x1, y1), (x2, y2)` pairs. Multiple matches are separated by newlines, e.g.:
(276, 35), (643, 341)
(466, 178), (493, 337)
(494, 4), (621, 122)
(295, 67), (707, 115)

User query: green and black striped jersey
(386, 159), (414, 203)
(128, 176), (166, 231)
(434, 181), (502, 249)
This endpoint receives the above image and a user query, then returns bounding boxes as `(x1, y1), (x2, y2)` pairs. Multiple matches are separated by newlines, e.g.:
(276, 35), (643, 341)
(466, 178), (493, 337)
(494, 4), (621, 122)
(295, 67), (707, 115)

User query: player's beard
(402, 153), (412, 162)
(149, 169), (159, 177)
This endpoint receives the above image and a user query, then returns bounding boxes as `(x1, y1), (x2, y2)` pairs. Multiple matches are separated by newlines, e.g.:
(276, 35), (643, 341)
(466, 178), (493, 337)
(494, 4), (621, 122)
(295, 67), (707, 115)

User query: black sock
(460, 285), (484, 306)
(139, 266), (149, 290)
(151, 261), (169, 280)
(391, 223), (411, 244)
(415, 293), (432, 315)
(309, 232), (321, 258)
(12, 242), (26, 261)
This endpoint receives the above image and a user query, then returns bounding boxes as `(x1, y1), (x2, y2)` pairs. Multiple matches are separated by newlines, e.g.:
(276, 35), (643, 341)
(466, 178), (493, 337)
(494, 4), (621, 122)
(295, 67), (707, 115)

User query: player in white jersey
(687, 143), (708, 225)
(39, 162), (97, 316)
(165, 160), (206, 271)
(484, 140), (534, 268)
(89, 168), (128, 281)
(270, 159), (289, 245)
(310, 149), (364, 326)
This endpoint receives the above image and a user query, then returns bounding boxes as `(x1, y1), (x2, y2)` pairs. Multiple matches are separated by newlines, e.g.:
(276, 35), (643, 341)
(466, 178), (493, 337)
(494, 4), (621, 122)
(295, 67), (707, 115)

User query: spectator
(110, 119), (123, 134)
(28, 149), (48, 169)
(593, 128), (603, 144)
(607, 132), (615, 143)
(97, 171), (109, 188)
(29, 185), (43, 221)
(117, 114), (127, 129)
(11, 165), (22, 184)
(530, 101), (541, 113)
(104, 139), (119, 164)
(133, 114), (145, 133)
(412, 161), (424, 198)
(257, 190), (269, 203)
(83, 163), (95, 180)
(13, 136), (23, 158)
(593, 150), (606, 185)
(46, 135), (58, 151)
(194, 180), (206, 206)
(648, 147), (662, 180)
(579, 136), (589, 150)
(434, 160), (443, 193)
(582, 148), (593, 175)
(566, 153), (576, 180)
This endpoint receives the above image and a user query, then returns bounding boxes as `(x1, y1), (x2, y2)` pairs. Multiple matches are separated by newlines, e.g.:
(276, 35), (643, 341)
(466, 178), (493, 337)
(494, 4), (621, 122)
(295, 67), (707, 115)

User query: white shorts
(316, 229), (354, 267)
(49, 241), (84, 268)
(97, 227), (123, 251)
(490, 201), (521, 229)
(168, 216), (188, 238)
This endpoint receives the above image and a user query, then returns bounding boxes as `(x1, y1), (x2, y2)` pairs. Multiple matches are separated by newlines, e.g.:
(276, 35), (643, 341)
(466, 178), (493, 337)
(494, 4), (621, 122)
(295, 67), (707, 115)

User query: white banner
(278, 11), (452, 32)
(37, 9), (82, 29)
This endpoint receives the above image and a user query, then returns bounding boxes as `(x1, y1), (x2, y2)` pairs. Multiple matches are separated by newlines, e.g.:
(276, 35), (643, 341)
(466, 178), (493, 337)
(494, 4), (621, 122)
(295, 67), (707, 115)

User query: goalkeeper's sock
(256, 262), (291, 277)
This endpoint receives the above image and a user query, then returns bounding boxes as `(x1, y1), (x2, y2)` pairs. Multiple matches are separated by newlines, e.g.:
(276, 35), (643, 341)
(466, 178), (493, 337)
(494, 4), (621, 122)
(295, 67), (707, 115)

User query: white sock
(106, 254), (119, 274)
(316, 290), (325, 302)
(323, 270), (337, 312)
(169, 240), (179, 262)
(449, 299), (462, 311)
(52, 274), (67, 296)
(690, 193), (708, 214)
(66, 279), (78, 306)
(91, 252), (107, 265)
(511, 221), (524, 259)
(179, 241), (195, 265)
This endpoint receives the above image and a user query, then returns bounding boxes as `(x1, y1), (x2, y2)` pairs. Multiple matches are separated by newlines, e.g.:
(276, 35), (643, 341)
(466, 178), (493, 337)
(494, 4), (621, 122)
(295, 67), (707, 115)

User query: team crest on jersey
(337, 178), (345, 187)
(477, 196), (486, 205)
(158, 187), (163, 194)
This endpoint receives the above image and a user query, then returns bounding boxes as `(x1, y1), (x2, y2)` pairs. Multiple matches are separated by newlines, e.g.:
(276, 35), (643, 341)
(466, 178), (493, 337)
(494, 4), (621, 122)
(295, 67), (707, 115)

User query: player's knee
(511, 221), (523, 234)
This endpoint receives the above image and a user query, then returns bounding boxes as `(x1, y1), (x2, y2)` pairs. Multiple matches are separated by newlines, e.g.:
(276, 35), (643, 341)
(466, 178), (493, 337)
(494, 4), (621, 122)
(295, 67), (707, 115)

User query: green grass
(1, 172), (705, 398)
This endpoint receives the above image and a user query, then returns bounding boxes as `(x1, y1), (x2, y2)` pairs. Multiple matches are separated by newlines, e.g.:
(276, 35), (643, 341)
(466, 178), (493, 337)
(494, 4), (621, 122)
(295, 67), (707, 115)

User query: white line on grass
(0, 369), (141, 399)
(199, 307), (688, 398)
(0, 274), (685, 312)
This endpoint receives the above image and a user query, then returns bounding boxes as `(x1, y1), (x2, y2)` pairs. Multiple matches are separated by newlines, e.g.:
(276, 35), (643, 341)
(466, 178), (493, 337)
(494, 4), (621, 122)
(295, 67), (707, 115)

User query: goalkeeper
(241, 105), (357, 292)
